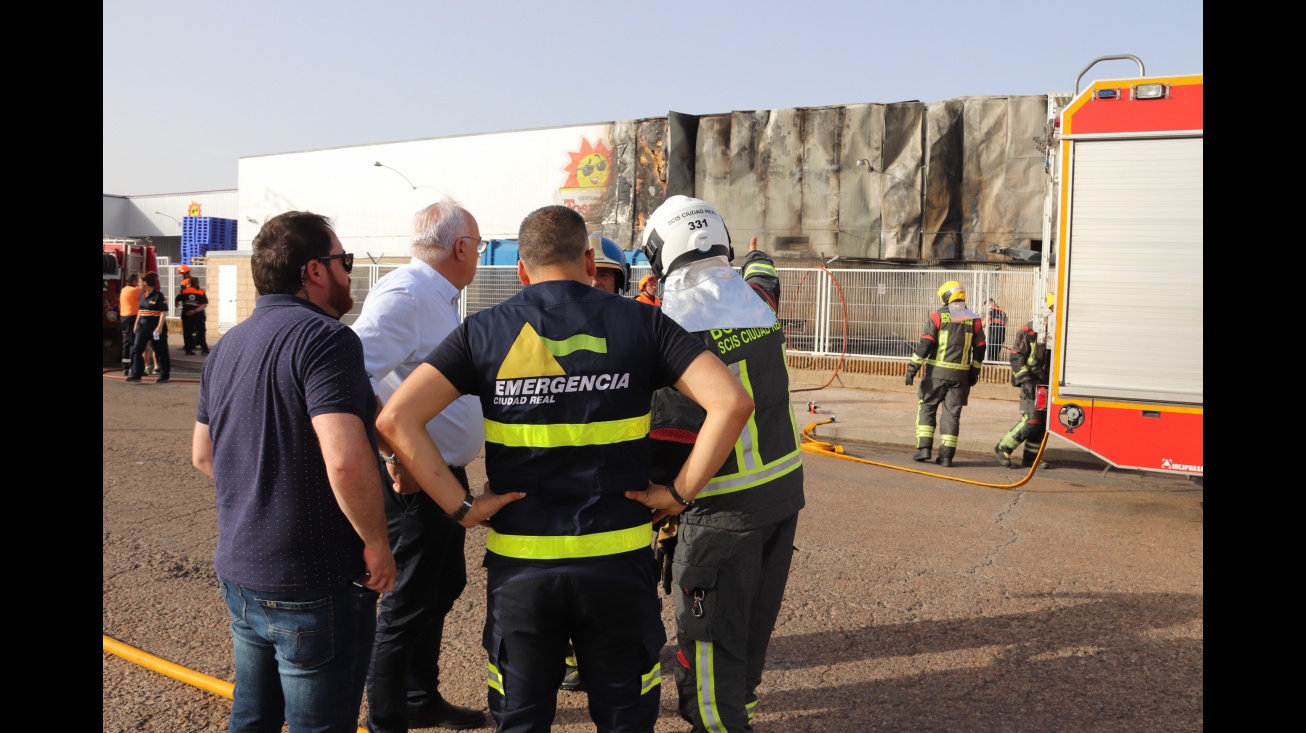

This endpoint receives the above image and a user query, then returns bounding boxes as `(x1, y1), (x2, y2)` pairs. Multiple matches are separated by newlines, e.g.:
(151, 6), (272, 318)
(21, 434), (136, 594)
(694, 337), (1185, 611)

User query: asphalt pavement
(169, 344), (1101, 470)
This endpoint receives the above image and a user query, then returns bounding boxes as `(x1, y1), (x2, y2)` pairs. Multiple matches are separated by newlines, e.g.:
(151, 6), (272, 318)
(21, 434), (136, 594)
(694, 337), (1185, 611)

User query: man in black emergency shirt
(376, 204), (753, 733)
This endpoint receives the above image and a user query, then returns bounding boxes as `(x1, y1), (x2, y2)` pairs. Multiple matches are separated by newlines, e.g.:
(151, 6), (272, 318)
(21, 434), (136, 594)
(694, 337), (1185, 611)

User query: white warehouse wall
(237, 122), (618, 257)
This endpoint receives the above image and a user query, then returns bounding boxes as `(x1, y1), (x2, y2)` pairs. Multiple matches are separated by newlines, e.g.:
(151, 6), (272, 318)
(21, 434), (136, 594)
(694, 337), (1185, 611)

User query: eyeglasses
(579, 160), (607, 176)
(313, 252), (354, 273)
(458, 236), (489, 255)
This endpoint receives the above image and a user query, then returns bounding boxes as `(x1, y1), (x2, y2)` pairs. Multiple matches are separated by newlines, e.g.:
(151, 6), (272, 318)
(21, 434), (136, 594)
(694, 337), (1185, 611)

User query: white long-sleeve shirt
(351, 257), (484, 467)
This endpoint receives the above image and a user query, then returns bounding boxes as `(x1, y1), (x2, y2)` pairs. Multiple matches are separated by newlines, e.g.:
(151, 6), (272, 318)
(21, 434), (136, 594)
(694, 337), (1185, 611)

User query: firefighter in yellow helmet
(904, 280), (987, 467)
(996, 292), (1055, 468)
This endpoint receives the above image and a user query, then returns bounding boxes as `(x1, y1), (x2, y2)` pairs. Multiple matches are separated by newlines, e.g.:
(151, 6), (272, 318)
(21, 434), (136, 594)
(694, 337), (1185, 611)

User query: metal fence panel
(333, 264), (1036, 364)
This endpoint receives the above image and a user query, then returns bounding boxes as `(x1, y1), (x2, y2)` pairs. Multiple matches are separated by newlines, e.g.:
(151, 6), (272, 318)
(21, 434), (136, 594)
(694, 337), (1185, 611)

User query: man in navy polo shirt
(192, 210), (396, 733)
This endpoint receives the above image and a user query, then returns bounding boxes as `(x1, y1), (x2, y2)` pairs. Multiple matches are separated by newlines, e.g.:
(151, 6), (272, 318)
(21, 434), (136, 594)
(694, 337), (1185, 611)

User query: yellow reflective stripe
(640, 662), (662, 695)
(746, 697), (759, 722)
(483, 413), (650, 448)
(487, 663), (504, 696)
(695, 640), (727, 732)
(744, 262), (777, 278)
(697, 449), (802, 498)
(927, 326), (974, 369)
(729, 361), (762, 472)
(541, 333), (607, 357)
(486, 523), (652, 560)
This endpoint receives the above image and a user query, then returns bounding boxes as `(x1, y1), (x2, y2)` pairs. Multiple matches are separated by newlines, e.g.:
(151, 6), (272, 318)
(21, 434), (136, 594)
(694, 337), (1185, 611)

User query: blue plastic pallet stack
(181, 217), (238, 264)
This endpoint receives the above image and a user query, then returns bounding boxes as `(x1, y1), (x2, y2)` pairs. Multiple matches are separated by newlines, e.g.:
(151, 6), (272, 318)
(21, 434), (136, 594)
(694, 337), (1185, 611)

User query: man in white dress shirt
(352, 199), (487, 732)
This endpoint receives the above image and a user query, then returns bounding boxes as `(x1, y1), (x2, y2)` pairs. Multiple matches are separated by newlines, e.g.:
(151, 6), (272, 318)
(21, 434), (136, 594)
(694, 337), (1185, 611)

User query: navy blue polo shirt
(197, 294), (378, 592)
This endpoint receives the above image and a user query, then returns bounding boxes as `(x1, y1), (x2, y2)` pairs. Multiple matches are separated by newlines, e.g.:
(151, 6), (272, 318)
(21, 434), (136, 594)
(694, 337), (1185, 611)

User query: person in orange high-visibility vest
(635, 273), (661, 306)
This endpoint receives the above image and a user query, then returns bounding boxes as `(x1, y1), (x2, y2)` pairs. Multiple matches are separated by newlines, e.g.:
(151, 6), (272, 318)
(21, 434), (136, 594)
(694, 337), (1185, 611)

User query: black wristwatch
(666, 480), (695, 507)
(448, 492), (474, 522)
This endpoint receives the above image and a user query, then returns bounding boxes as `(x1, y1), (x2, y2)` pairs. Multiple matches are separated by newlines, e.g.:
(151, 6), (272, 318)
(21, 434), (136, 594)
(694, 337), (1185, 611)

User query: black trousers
(365, 464), (469, 733)
(120, 315), (137, 373)
(483, 555), (664, 733)
(129, 323), (169, 380)
(181, 312), (209, 352)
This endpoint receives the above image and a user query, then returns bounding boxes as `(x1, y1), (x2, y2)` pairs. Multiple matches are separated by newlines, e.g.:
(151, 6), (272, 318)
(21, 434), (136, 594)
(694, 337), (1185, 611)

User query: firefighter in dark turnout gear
(905, 281), (986, 467)
(376, 204), (753, 733)
(641, 197), (805, 733)
(996, 292), (1055, 468)
(175, 274), (209, 355)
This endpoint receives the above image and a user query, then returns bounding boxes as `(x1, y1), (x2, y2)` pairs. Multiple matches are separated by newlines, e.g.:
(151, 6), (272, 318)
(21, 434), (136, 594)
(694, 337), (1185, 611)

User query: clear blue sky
(103, 0), (1203, 196)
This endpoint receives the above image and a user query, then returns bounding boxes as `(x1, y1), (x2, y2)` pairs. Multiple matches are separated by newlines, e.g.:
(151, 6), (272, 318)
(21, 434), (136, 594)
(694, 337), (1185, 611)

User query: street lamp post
(373, 162), (444, 195)
(154, 210), (181, 228)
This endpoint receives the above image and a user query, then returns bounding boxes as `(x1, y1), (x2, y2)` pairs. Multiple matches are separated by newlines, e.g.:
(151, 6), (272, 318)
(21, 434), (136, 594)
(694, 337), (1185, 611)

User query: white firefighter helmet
(640, 195), (733, 280)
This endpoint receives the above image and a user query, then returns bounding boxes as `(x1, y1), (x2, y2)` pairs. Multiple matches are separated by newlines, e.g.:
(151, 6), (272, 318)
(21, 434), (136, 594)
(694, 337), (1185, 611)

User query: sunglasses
(313, 252), (354, 273)
(579, 160), (607, 176)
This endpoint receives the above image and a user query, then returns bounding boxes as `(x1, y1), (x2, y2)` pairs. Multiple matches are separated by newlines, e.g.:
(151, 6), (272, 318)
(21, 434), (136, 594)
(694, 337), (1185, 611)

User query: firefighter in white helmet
(640, 195), (803, 733)
(904, 280), (987, 467)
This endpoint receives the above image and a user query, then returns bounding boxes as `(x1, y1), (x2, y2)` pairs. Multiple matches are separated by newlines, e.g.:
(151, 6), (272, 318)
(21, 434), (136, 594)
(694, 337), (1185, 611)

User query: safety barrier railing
(181, 263), (1039, 364)
(460, 265), (1035, 364)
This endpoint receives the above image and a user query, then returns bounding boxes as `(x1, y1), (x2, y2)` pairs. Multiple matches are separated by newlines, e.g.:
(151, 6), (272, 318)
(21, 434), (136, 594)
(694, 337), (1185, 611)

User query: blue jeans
(218, 576), (379, 733)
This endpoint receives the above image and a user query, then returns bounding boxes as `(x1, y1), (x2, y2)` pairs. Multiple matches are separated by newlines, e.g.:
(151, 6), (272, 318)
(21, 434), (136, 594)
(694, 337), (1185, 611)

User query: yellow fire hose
(800, 418), (1048, 490)
(103, 634), (368, 733)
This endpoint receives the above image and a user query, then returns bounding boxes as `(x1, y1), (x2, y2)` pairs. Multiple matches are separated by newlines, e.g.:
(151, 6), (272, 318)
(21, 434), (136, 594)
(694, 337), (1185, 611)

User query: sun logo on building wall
(187, 202), (203, 217)
(562, 139), (612, 189)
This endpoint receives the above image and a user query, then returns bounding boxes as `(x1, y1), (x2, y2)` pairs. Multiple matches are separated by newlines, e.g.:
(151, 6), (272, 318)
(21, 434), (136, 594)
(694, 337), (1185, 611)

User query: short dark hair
(126, 271), (141, 286)
(141, 271), (159, 288)
(251, 211), (335, 296)
(517, 205), (587, 269)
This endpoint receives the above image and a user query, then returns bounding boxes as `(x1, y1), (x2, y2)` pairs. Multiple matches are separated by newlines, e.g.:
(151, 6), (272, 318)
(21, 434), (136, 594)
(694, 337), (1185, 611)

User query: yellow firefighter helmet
(1046, 292), (1056, 309)
(937, 280), (966, 305)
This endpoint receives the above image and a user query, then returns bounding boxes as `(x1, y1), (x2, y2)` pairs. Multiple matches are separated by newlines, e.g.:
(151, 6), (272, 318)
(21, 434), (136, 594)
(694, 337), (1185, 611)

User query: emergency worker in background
(588, 233), (631, 296)
(176, 268), (210, 355)
(635, 273), (661, 306)
(641, 196), (805, 733)
(986, 297), (1007, 362)
(129, 271), (171, 384)
(904, 281), (986, 467)
(375, 204), (753, 732)
(119, 271), (141, 376)
(996, 293), (1055, 469)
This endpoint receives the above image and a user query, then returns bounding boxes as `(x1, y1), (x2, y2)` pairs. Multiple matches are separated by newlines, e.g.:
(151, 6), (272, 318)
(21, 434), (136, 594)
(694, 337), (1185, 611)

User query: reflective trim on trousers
(486, 662), (504, 696)
(641, 662), (662, 695)
(694, 640), (728, 733)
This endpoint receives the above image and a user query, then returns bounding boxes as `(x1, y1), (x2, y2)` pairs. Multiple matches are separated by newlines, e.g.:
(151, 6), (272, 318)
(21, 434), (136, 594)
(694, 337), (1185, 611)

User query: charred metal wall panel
(666, 111), (699, 199)
(633, 118), (668, 237)
(726, 111), (768, 250)
(607, 120), (639, 249)
(923, 99), (965, 260)
(762, 108), (803, 236)
(838, 104), (884, 259)
(630, 94), (1047, 265)
(956, 96), (1047, 260)
(695, 114), (732, 227)
(880, 102), (925, 260)
(800, 107), (842, 257)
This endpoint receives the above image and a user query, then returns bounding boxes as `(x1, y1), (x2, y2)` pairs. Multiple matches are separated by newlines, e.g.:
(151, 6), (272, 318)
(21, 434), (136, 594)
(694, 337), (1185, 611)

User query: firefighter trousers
(672, 513), (799, 733)
(914, 378), (970, 450)
(999, 383), (1047, 463)
(483, 555), (664, 733)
